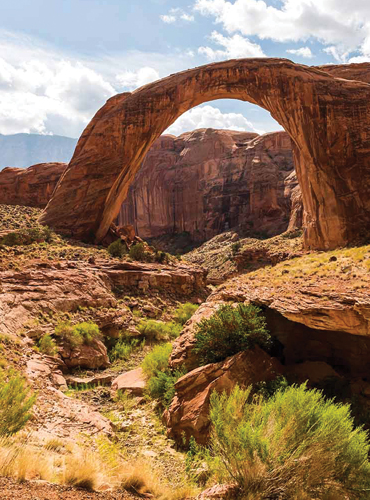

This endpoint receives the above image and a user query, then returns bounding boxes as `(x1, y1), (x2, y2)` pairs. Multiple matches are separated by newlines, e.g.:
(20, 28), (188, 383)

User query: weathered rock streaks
(39, 59), (370, 250)
(118, 129), (296, 241)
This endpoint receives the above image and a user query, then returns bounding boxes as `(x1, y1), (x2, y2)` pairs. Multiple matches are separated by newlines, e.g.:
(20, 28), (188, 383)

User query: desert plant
(0, 371), (36, 436)
(137, 319), (181, 341)
(208, 383), (370, 499)
(109, 338), (143, 363)
(107, 239), (127, 258)
(1, 226), (53, 246)
(141, 343), (172, 379)
(63, 450), (99, 490)
(54, 321), (100, 348)
(193, 303), (271, 365)
(38, 334), (58, 356)
(231, 241), (241, 255)
(146, 369), (184, 407)
(174, 302), (198, 325)
(129, 242), (146, 261)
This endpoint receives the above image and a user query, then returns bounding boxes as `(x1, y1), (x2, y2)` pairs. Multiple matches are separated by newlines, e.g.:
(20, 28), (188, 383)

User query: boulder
(164, 347), (282, 445)
(65, 373), (114, 388)
(285, 361), (340, 384)
(59, 338), (110, 370)
(112, 367), (146, 396)
(197, 484), (240, 500)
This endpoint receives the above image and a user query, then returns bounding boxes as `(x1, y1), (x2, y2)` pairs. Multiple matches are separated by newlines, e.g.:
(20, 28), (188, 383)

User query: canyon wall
(118, 129), (298, 242)
(0, 163), (67, 208)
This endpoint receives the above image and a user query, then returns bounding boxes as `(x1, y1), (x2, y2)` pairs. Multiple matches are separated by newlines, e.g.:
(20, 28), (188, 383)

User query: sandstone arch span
(39, 58), (370, 249)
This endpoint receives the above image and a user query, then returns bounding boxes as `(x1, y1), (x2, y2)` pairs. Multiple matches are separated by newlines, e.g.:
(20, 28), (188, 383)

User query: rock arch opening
(39, 58), (370, 250)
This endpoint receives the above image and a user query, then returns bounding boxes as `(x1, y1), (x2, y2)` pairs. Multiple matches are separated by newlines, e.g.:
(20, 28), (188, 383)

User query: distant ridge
(0, 133), (77, 170)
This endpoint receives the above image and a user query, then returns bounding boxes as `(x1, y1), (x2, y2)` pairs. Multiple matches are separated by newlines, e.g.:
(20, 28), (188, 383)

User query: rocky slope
(118, 129), (297, 242)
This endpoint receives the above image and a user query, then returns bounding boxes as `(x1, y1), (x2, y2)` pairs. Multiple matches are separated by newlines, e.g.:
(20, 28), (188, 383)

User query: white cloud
(0, 57), (115, 137)
(160, 8), (195, 24)
(181, 13), (195, 22)
(116, 67), (160, 90)
(166, 104), (264, 136)
(198, 31), (265, 61)
(160, 14), (176, 24)
(286, 46), (314, 58)
(194, 0), (370, 61)
(323, 45), (350, 63)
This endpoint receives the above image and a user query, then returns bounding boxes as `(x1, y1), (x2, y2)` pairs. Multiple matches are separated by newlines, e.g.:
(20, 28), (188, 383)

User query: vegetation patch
(193, 303), (272, 365)
(54, 320), (101, 348)
(138, 319), (181, 341)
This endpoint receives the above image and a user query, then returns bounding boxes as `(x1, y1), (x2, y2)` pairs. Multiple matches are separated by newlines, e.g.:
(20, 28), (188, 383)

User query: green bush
(129, 242), (146, 261)
(1, 226), (53, 246)
(54, 321), (100, 348)
(0, 371), (36, 436)
(231, 241), (241, 255)
(109, 338), (143, 363)
(107, 239), (127, 258)
(193, 303), (271, 365)
(208, 384), (370, 499)
(146, 369), (184, 407)
(38, 334), (58, 356)
(137, 319), (181, 341)
(174, 302), (198, 325)
(141, 343), (172, 379)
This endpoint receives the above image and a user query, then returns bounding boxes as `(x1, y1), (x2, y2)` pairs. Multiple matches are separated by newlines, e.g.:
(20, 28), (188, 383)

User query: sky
(1, 0), (370, 138)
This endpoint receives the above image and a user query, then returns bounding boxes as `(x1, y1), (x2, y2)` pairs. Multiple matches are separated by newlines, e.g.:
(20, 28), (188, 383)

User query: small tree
(193, 303), (271, 365)
(129, 242), (146, 261)
(0, 371), (36, 436)
(107, 239), (127, 258)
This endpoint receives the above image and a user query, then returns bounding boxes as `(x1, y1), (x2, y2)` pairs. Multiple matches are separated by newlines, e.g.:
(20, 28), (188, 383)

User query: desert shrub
(1, 226), (53, 246)
(63, 450), (99, 490)
(38, 334), (58, 356)
(231, 241), (241, 255)
(141, 343), (172, 379)
(129, 242), (146, 261)
(137, 319), (181, 341)
(146, 369), (185, 407)
(173, 302), (198, 325)
(193, 304), (271, 365)
(0, 371), (36, 436)
(255, 375), (289, 399)
(107, 239), (127, 258)
(54, 321), (100, 348)
(155, 250), (168, 263)
(208, 383), (370, 499)
(109, 338), (143, 363)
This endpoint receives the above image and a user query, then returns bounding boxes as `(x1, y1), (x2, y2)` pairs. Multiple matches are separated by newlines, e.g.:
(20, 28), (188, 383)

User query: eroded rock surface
(40, 59), (370, 251)
(0, 163), (67, 208)
(164, 348), (282, 445)
(118, 129), (296, 242)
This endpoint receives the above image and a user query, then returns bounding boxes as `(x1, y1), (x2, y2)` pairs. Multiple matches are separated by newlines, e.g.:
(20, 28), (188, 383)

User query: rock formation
(0, 163), (67, 208)
(39, 59), (370, 251)
(164, 348), (282, 445)
(118, 129), (296, 242)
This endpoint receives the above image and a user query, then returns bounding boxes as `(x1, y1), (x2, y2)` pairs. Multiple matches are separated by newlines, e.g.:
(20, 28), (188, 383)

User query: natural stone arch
(39, 58), (370, 250)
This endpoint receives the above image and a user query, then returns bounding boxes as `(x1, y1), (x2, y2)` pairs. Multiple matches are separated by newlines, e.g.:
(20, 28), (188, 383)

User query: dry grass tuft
(62, 450), (100, 490)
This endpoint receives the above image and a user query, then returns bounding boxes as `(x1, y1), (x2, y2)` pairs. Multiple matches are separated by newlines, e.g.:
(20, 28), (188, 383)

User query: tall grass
(208, 383), (370, 499)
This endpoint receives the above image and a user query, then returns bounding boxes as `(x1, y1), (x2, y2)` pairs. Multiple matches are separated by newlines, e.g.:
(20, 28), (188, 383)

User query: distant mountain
(0, 133), (78, 170)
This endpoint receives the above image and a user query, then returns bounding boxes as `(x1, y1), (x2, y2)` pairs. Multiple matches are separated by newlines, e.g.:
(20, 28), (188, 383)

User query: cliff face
(118, 129), (297, 242)
(0, 163), (67, 208)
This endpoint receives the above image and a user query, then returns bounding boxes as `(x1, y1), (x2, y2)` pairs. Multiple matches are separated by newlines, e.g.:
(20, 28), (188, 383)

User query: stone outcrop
(0, 259), (207, 337)
(0, 163), (67, 208)
(59, 338), (110, 370)
(111, 368), (146, 396)
(170, 255), (370, 378)
(118, 129), (296, 242)
(164, 348), (282, 445)
(39, 59), (370, 251)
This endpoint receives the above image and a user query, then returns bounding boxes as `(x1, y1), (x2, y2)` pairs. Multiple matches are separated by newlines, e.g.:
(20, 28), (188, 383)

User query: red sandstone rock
(59, 338), (110, 370)
(111, 368), (146, 396)
(197, 484), (240, 500)
(164, 348), (282, 445)
(39, 59), (370, 251)
(118, 129), (296, 242)
(0, 163), (67, 208)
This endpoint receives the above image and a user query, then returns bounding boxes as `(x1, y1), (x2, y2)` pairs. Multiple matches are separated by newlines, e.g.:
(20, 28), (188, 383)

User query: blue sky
(1, 0), (370, 138)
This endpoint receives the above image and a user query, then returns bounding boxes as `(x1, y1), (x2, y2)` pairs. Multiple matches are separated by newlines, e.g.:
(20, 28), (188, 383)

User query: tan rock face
(118, 129), (296, 242)
(164, 348), (282, 445)
(0, 163), (67, 208)
(111, 367), (146, 396)
(39, 59), (370, 250)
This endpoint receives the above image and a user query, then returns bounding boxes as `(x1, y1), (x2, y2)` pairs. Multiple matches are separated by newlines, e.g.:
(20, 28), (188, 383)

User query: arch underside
(39, 58), (370, 250)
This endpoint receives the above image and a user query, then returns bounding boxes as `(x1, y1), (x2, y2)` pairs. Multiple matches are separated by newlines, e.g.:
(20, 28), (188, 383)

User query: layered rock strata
(40, 59), (370, 250)
(118, 129), (296, 242)
(0, 163), (67, 208)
